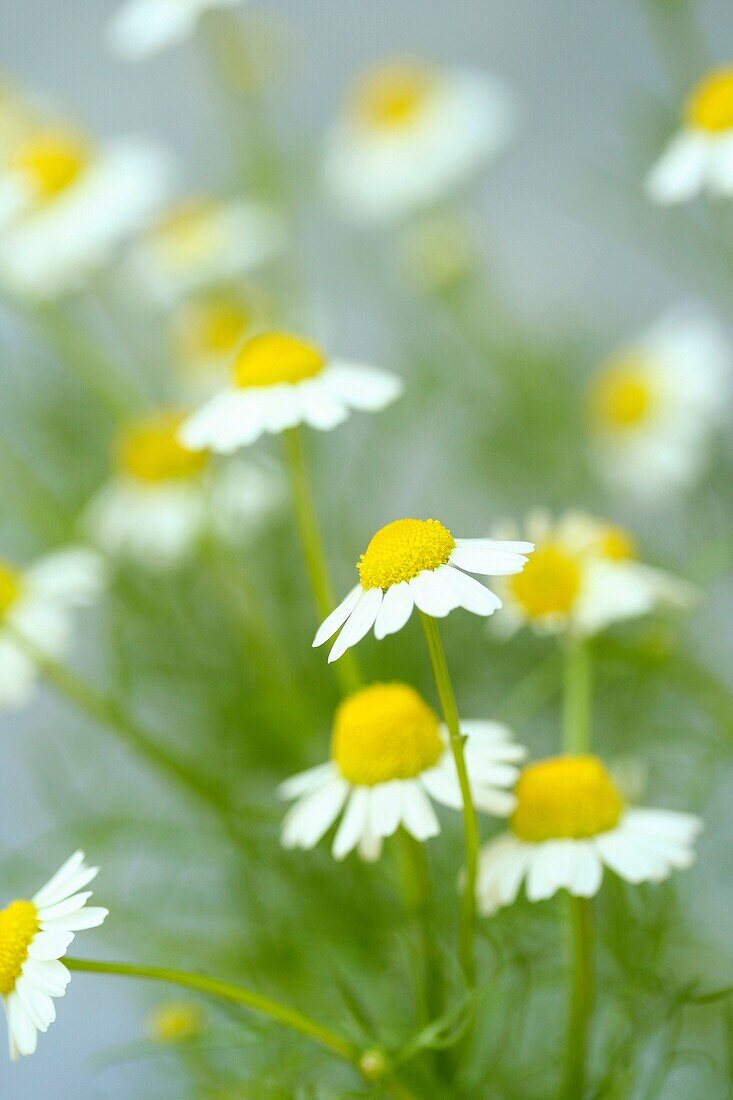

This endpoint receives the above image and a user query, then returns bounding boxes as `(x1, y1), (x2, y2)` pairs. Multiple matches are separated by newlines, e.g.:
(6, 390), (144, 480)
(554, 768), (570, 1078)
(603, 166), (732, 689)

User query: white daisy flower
(0, 850), (108, 1059)
(494, 510), (694, 639)
(126, 196), (283, 307)
(108, 0), (243, 62)
(323, 58), (513, 223)
(312, 517), (532, 664)
(0, 126), (173, 298)
(646, 67), (733, 204)
(280, 682), (525, 861)
(83, 409), (282, 569)
(0, 547), (104, 711)
(588, 308), (730, 499)
(477, 755), (702, 914)
(180, 331), (403, 454)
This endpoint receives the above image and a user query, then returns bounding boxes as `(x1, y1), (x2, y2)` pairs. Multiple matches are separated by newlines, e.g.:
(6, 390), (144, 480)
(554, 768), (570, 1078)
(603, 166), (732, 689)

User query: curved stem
(419, 613), (478, 988)
(562, 637), (592, 754)
(561, 896), (594, 1100)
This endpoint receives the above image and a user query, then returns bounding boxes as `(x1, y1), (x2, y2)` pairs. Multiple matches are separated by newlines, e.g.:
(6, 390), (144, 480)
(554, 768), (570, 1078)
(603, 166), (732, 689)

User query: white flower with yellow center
(180, 331), (403, 453)
(323, 59), (513, 223)
(313, 518), (532, 664)
(588, 309), (730, 498)
(495, 510), (694, 639)
(83, 409), (282, 568)
(0, 126), (173, 297)
(477, 755), (701, 914)
(108, 0), (243, 61)
(280, 682), (525, 861)
(126, 196), (283, 306)
(0, 548), (103, 711)
(0, 851), (108, 1059)
(170, 289), (263, 399)
(646, 67), (733, 203)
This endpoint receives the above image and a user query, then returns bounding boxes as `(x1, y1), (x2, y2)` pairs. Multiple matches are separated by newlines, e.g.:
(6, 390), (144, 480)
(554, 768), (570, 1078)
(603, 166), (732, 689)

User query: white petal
(107, 0), (202, 61)
(277, 762), (335, 801)
(32, 865), (98, 910)
(312, 585), (362, 648)
(373, 581), (414, 639)
(328, 587), (382, 663)
(408, 567), (461, 617)
(7, 992), (37, 1057)
(281, 778), (348, 850)
(449, 541), (530, 576)
(442, 565), (502, 615)
(477, 834), (530, 915)
(594, 825), (670, 884)
(526, 842), (571, 902)
(36, 893), (92, 922)
(297, 380), (350, 431)
(15, 979), (55, 1032)
(41, 907), (108, 932)
(645, 131), (708, 205)
(20, 959), (70, 998)
(332, 788), (370, 860)
(569, 844), (604, 897)
(401, 783), (441, 841)
(325, 362), (403, 411)
(368, 780), (404, 838)
(27, 931), (74, 961)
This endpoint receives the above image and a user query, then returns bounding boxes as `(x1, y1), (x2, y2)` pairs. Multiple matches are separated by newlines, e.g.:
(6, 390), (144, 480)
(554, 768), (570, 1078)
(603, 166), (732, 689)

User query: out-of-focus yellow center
(332, 682), (443, 786)
(508, 543), (581, 619)
(596, 523), (636, 562)
(117, 412), (209, 483)
(175, 295), (251, 363)
(9, 130), (88, 200)
(0, 900), (38, 996)
(350, 61), (436, 131)
(590, 355), (655, 431)
(150, 199), (219, 268)
(358, 518), (455, 590)
(511, 755), (623, 842)
(0, 561), (22, 616)
(686, 68), (733, 132)
(233, 332), (325, 389)
(150, 1002), (204, 1043)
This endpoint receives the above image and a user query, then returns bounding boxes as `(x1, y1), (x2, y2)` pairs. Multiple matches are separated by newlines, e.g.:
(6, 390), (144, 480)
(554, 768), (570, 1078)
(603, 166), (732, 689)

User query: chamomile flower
(323, 58), (513, 223)
(280, 682), (525, 861)
(646, 66), (733, 204)
(313, 518), (532, 663)
(494, 510), (693, 639)
(149, 1002), (204, 1043)
(0, 850), (108, 1059)
(0, 125), (173, 297)
(83, 409), (282, 568)
(180, 331), (403, 453)
(108, 0), (243, 61)
(477, 755), (701, 914)
(588, 309), (730, 498)
(0, 547), (104, 711)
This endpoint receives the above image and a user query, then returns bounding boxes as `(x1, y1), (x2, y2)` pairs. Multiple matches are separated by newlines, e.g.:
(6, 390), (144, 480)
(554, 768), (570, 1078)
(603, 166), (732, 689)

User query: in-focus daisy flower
(323, 58), (513, 223)
(0, 125), (173, 297)
(588, 308), (730, 498)
(495, 510), (693, 639)
(313, 518), (532, 663)
(83, 409), (282, 568)
(149, 1002), (204, 1043)
(108, 0), (243, 61)
(646, 66), (733, 204)
(126, 196), (283, 306)
(0, 548), (104, 711)
(477, 755), (701, 914)
(180, 331), (403, 453)
(0, 850), (108, 1059)
(280, 682), (525, 861)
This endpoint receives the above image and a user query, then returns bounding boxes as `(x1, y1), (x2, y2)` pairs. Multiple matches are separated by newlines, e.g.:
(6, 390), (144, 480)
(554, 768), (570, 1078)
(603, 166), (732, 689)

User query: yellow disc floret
(686, 67), (733, 132)
(0, 900), (38, 996)
(332, 682), (443, 786)
(358, 518), (455, 590)
(511, 755), (623, 842)
(0, 561), (22, 616)
(150, 199), (220, 269)
(10, 129), (88, 201)
(150, 1002), (204, 1043)
(508, 543), (582, 619)
(175, 294), (251, 363)
(597, 523), (636, 562)
(349, 61), (437, 131)
(117, 411), (208, 483)
(233, 332), (325, 389)
(590, 354), (655, 431)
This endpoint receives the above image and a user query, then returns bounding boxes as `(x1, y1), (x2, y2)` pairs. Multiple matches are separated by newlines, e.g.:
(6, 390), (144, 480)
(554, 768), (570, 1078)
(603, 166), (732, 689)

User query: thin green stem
(561, 896), (594, 1100)
(398, 830), (441, 1023)
(419, 613), (479, 988)
(562, 637), (592, 754)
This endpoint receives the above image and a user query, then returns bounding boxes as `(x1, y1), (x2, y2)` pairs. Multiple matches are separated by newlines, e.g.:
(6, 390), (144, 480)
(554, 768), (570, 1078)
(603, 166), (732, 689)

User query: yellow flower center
(511, 756), (624, 842)
(150, 1002), (204, 1043)
(596, 524), (636, 562)
(0, 561), (22, 616)
(9, 130), (88, 201)
(349, 61), (437, 131)
(590, 354), (655, 431)
(0, 900), (38, 996)
(332, 682), (443, 786)
(175, 294), (251, 363)
(508, 543), (582, 619)
(232, 332), (325, 389)
(685, 67), (733, 132)
(117, 412), (209, 483)
(358, 518), (456, 590)
(150, 199), (220, 268)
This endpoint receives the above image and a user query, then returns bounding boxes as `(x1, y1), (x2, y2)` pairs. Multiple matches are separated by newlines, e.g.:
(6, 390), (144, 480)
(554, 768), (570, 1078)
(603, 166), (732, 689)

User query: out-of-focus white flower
(126, 196), (283, 306)
(83, 410), (283, 569)
(323, 58), (513, 223)
(313, 518), (532, 663)
(0, 548), (104, 711)
(280, 682), (525, 861)
(494, 510), (694, 639)
(477, 755), (701, 914)
(149, 1002), (205, 1044)
(0, 127), (173, 297)
(0, 851), (108, 1059)
(108, 0), (244, 61)
(588, 309), (730, 498)
(646, 67), (733, 204)
(181, 331), (402, 453)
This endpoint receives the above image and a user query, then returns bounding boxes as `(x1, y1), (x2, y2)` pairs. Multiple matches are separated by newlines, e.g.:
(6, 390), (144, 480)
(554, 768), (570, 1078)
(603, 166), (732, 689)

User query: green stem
(561, 896), (594, 1100)
(419, 613), (478, 988)
(398, 830), (441, 1022)
(563, 637), (592, 754)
